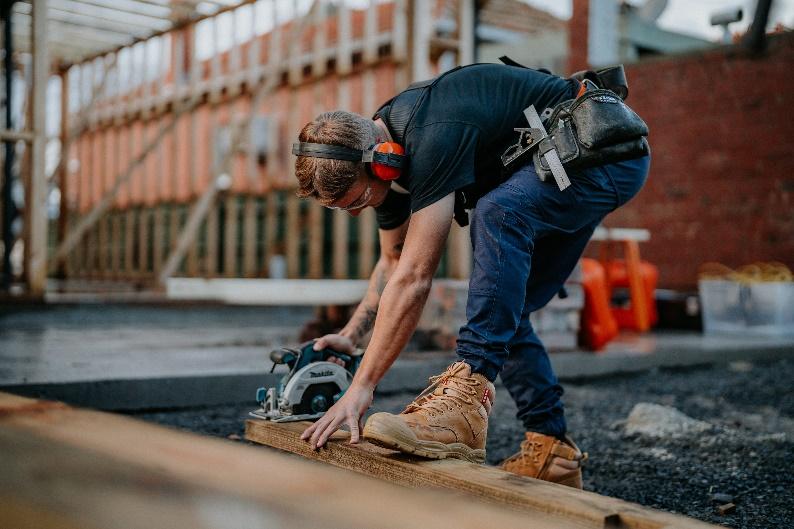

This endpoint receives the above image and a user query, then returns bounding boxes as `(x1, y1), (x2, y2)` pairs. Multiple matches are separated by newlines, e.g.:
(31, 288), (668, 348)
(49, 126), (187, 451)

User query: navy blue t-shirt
(373, 64), (576, 230)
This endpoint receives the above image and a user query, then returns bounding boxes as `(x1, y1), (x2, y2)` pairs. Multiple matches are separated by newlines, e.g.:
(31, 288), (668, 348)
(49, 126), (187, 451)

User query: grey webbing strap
(524, 105), (571, 191)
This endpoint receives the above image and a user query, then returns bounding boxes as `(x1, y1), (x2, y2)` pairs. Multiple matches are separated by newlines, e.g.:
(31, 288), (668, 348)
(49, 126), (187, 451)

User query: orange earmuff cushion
(371, 142), (404, 181)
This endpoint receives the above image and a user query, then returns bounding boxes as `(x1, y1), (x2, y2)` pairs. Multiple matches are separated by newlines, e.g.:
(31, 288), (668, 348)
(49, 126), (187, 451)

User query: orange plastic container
(606, 259), (659, 330)
(579, 258), (619, 351)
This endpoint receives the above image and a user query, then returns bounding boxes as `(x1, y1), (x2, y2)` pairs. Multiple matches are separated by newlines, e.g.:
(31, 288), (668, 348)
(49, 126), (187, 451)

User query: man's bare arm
(338, 221), (409, 345)
(353, 193), (455, 389)
(303, 193), (454, 448)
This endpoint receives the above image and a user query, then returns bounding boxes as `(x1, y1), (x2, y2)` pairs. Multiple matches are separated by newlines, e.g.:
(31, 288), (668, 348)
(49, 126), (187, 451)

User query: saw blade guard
(280, 361), (352, 413)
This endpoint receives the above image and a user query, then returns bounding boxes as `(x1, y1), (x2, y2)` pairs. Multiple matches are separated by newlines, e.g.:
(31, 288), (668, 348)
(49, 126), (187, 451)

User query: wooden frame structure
(3, 0), (484, 296)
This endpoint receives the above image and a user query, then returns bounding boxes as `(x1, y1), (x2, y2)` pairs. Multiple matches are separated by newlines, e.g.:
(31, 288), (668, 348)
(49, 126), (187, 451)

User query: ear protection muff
(292, 141), (406, 181)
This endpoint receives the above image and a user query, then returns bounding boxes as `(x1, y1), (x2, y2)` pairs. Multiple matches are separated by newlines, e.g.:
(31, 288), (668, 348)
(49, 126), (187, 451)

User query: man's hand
(313, 334), (354, 366)
(300, 383), (374, 449)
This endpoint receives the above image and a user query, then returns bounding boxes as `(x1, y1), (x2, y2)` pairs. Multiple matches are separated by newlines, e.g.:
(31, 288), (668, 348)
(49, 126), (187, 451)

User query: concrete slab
(2, 303), (793, 410)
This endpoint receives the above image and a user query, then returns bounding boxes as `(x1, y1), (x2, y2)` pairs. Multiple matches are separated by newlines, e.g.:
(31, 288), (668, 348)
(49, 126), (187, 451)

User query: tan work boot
(363, 362), (495, 463)
(501, 432), (588, 489)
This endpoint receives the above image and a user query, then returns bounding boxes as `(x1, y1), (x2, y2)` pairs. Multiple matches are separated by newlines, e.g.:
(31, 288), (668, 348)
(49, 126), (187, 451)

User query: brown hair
(294, 111), (380, 202)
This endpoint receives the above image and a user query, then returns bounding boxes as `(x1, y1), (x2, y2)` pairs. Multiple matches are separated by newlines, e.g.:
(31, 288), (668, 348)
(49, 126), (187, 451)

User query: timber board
(245, 419), (718, 529)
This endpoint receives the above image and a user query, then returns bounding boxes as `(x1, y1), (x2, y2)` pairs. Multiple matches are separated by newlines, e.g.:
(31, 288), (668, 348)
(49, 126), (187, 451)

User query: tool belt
(500, 59), (649, 189)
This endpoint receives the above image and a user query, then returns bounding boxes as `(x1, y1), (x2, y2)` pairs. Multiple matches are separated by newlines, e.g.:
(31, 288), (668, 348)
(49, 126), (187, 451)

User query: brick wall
(569, 1), (794, 289)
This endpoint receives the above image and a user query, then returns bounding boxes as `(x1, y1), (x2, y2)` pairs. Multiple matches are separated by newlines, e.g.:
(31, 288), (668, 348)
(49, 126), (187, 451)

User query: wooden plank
(152, 205), (165, 277)
(223, 195), (238, 278)
(336, 1), (352, 75)
(358, 207), (376, 278)
(363, 0), (378, 64)
(228, 10), (242, 97)
(98, 212), (109, 277)
(0, 393), (567, 529)
(186, 228), (199, 276)
(124, 209), (135, 276)
(142, 40), (153, 120)
(311, 0), (327, 77)
(307, 202), (323, 279)
(111, 211), (121, 277)
(393, 0), (408, 63)
(138, 208), (151, 277)
(407, 0), (431, 82)
(247, 3), (261, 88)
(285, 193), (300, 278)
(242, 196), (257, 278)
(331, 211), (349, 279)
(287, 0), (302, 86)
(205, 202), (219, 277)
(65, 214), (76, 278)
(168, 204), (181, 266)
(157, 34), (169, 113)
(23, 0), (49, 294)
(266, 0), (282, 86)
(56, 69), (70, 279)
(188, 24), (202, 102)
(85, 225), (98, 278)
(209, 16), (223, 102)
(458, 0), (475, 65)
(263, 192), (277, 276)
(246, 420), (718, 529)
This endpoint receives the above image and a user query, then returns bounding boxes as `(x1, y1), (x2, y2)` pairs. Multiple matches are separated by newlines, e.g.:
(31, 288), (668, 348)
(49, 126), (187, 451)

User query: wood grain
(245, 419), (718, 529)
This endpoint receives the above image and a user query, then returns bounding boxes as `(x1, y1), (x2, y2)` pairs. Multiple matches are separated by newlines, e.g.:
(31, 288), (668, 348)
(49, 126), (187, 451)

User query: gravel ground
(129, 358), (794, 529)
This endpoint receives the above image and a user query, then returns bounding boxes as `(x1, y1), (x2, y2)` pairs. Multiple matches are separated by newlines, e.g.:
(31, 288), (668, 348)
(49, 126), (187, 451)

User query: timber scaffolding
(1, 0), (487, 297)
(0, 391), (720, 529)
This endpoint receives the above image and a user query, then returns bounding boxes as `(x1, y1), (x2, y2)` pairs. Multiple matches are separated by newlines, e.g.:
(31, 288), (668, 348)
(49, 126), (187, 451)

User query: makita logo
(310, 370), (334, 378)
(594, 95), (619, 104)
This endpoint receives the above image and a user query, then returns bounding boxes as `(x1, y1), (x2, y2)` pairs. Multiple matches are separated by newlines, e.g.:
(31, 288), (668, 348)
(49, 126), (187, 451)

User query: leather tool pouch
(532, 88), (649, 182)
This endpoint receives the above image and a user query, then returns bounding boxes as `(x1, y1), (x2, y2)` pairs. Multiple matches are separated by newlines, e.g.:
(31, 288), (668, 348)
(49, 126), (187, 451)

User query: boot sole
(501, 464), (583, 489)
(363, 412), (486, 464)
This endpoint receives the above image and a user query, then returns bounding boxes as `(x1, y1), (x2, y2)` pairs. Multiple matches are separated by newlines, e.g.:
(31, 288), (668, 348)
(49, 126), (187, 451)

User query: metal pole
(1, 1), (16, 290)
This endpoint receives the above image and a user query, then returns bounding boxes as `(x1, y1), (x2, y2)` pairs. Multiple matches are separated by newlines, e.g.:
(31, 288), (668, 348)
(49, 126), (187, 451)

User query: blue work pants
(456, 155), (650, 439)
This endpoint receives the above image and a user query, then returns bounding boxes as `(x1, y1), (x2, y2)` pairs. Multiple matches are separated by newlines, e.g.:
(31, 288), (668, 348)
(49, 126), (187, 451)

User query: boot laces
(504, 438), (588, 467)
(404, 372), (481, 415)
(504, 439), (545, 466)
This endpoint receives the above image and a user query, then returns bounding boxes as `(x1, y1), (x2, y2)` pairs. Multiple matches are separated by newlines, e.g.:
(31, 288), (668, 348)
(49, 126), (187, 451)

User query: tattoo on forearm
(353, 304), (378, 341)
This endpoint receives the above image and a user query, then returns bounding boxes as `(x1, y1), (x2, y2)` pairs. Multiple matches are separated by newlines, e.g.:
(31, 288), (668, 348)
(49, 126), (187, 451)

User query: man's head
(295, 110), (390, 214)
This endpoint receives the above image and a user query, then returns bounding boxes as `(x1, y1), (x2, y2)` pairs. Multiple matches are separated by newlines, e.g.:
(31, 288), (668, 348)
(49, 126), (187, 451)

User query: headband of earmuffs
(292, 142), (406, 181)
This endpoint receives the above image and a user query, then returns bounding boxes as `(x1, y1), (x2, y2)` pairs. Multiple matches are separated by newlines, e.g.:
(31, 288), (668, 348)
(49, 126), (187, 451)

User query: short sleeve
(407, 123), (479, 212)
(375, 188), (411, 230)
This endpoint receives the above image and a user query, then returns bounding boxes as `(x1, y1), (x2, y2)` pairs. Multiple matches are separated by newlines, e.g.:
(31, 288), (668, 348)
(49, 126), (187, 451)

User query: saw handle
(270, 348), (297, 367)
(327, 351), (352, 365)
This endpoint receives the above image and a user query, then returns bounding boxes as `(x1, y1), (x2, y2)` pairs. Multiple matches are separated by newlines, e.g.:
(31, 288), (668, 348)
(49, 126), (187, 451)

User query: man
(295, 63), (650, 488)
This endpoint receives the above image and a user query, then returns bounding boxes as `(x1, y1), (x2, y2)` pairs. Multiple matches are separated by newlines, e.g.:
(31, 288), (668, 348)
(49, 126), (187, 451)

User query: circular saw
(249, 340), (363, 423)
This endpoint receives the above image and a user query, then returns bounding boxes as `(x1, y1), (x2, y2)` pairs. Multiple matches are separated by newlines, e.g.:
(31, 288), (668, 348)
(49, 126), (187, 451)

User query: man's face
(321, 173), (388, 216)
